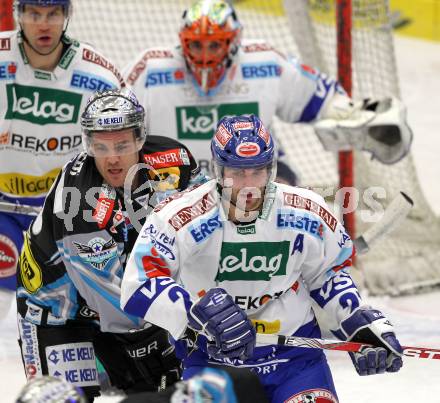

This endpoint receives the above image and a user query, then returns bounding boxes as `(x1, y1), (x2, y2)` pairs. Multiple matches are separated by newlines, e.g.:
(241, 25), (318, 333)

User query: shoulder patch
(82, 48), (124, 86)
(143, 148), (190, 169)
(283, 192), (337, 232)
(242, 43), (274, 53)
(126, 49), (174, 86)
(169, 191), (216, 231)
(93, 184), (116, 229)
(242, 42), (287, 61)
(153, 183), (202, 213)
(0, 38), (11, 51)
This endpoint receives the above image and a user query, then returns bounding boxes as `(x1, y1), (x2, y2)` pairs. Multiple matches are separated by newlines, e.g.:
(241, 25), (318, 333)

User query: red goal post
(0, 0), (13, 31)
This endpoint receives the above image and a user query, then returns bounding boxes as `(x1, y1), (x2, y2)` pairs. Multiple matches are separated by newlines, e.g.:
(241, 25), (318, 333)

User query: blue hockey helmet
(211, 114), (277, 185)
(15, 0), (71, 13)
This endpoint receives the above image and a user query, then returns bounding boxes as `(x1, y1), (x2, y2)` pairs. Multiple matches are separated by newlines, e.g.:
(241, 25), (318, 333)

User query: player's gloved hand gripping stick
(255, 332), (440, 361)
(187, 288), (256, 361)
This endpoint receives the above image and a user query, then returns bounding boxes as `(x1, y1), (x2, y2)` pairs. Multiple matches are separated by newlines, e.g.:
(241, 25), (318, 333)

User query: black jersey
(17, 135), (201, 332)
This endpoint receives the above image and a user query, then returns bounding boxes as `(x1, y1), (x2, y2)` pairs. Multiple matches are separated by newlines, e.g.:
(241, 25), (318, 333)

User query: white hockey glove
(314, 94), (413, 164)
(338, 306), (403, 376)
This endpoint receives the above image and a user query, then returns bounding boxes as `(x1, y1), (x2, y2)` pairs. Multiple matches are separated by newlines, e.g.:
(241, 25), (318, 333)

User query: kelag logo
(146, 68), (185, 87)
(5, 83), (82, 125)
(217, 241), (290, 281)
(176, 102), (259, 140)
(241, 62), (281, 79)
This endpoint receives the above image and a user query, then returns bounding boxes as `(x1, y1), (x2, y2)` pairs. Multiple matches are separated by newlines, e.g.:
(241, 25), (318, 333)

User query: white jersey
(0, 31), (123, 203)
(123, 40), (340, 172)
(121, 180), (360, 347)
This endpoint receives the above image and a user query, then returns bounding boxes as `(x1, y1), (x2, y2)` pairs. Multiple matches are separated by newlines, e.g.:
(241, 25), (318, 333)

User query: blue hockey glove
(339, 307), (403, 376)
(187, 288), (256, 361)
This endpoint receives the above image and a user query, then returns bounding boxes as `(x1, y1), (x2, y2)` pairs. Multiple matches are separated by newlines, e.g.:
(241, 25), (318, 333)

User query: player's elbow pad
(314, 95), (413, 164)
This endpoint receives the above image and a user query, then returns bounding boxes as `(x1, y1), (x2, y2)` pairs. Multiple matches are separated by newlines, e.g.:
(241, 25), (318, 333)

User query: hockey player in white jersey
(123, 0), (412, 177)
(0, 0), (123, 306)
(121, 114), (404, 402)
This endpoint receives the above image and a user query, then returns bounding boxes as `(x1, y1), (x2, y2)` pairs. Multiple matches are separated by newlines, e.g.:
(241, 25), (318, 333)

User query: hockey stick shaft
(0, 200), (42, 215)
(353, 191), (413, 254)
(255, 334), (440, 360)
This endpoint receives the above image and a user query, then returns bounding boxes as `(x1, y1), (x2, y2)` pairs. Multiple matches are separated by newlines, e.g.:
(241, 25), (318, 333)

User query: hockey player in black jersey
(16, 88), (203, 401)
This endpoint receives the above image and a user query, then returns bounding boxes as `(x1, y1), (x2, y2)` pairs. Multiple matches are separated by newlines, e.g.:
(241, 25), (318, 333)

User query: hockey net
(4, 0), (440, 295)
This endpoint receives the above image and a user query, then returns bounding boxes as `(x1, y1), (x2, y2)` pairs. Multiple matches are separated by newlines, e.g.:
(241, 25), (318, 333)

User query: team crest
(285, 389), (338, 403)
(74, 237), (118, 270)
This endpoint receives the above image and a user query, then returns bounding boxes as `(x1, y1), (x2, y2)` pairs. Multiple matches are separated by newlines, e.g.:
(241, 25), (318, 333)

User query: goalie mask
(81, 88), (147, 157)
(179, 0), (242, 94)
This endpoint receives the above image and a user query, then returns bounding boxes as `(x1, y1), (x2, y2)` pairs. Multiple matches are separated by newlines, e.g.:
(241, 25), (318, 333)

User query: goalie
(123, 0), (412, 181)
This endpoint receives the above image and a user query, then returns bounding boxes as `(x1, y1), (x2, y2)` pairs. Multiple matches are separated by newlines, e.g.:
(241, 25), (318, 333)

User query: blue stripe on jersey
(123, 285), (151, 319)
(77, 271), (140, 325)
(299, 75), (336, 122)
(134, 245), (149, 283)
(123, 276), (180, 318)
(309, 271), (360, 309)
(17, 273), (78, 318)
(331, 245), (354, 270)
(0, 191), (46, 206)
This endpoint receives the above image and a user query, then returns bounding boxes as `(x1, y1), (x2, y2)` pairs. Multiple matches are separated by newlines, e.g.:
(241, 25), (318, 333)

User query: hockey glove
(339, 307), (403, 376)
(117, 324), (182, 391)
(188, 288), (256, 361)
(315, 94), (412, 164)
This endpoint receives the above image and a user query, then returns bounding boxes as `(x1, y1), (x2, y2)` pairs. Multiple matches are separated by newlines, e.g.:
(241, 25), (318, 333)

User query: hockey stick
(0, 200), (42, 216)
(353, 191), (413, 255)
(255, 334), (440, 360)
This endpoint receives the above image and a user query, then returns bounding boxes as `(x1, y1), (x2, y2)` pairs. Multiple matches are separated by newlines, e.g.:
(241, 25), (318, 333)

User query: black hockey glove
(117, 324), (182, 391)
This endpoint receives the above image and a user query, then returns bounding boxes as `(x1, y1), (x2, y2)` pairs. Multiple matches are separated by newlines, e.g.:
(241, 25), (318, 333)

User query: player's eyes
(115, 144), (130, 153)
(208, 42), (221, 52)
(189, 41), (202, 52)
(94, 144), (107, 151)
(29, 11), (41, 20)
